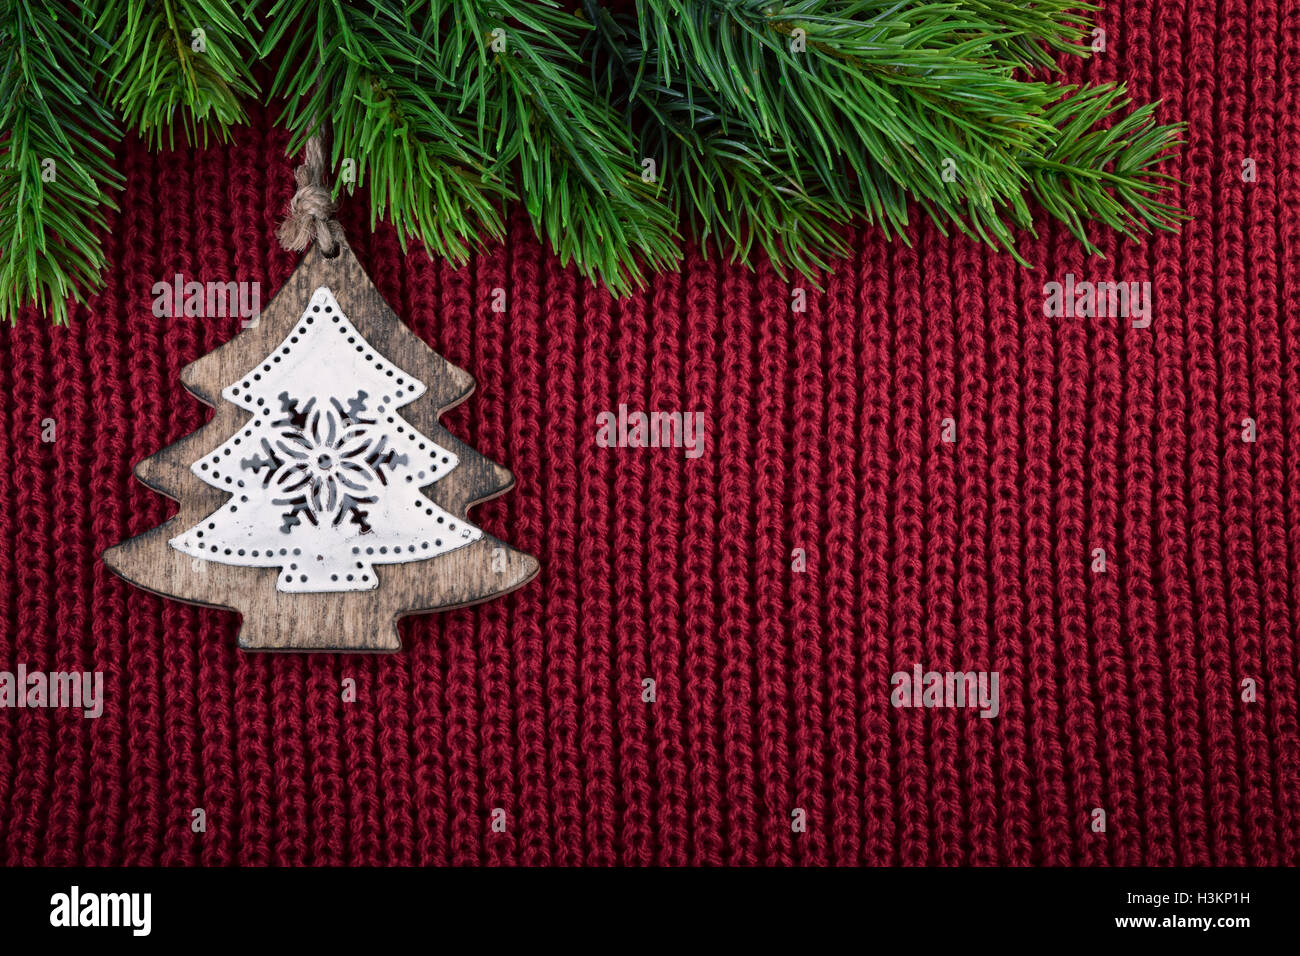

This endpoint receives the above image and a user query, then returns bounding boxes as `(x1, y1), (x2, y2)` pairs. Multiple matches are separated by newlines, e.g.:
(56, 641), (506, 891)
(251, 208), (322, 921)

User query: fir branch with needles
(262, 0), (515, 265)
(0, 0), (1185, 323)
(96, 0), (262, 148)
(0, 0), (123, 325)
(614, 0), (1184, 270)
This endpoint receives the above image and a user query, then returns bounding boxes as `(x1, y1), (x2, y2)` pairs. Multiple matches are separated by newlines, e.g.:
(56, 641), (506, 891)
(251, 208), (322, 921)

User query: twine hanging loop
(278, 134), (344, 255)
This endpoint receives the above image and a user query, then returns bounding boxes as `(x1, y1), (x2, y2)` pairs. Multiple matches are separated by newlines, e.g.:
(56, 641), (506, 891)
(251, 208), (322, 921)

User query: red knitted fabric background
(2, 0), (1298, 866)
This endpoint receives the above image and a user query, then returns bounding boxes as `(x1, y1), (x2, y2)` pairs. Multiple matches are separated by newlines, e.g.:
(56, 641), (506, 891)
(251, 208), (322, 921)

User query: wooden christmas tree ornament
(103, 237), (539, 651)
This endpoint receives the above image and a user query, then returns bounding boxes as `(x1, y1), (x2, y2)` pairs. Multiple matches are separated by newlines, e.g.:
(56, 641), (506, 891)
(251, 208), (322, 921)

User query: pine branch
(265, 0), (680, 292)
(96, 0), (261, 148)
(264, 0), (512, 265)
(474, 0), (679, 290)
(585, 1), (853, 276)
(1028, 83), (1186, 253)
(0, 0), (123, 324)
(3, 0), (1187, 322)
(616, 0), (1183, 267)
(952, 0), (1095, 69)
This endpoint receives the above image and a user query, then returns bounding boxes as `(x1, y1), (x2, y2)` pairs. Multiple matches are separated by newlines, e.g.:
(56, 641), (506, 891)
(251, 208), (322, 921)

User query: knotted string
(277, 134), (344, 255)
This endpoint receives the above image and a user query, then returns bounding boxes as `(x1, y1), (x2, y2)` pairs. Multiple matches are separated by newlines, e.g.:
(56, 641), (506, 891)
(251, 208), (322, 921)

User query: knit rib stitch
(0, 0), (1297, 864)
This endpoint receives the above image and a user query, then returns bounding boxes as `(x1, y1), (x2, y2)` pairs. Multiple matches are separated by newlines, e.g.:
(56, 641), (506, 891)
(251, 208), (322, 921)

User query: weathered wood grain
(103, 240), (539, 651)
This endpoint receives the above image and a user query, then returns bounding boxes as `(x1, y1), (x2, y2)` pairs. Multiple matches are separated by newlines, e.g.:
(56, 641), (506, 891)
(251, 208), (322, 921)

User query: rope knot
(277, 135), (344, 255)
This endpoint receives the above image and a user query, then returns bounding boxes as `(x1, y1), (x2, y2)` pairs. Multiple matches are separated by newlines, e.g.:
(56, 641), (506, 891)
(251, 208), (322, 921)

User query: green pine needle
(0, 0), (123, 325)
(0, 0), (1187, 322)
(265, 0), (514, 265)
(97, 0), (261, 148)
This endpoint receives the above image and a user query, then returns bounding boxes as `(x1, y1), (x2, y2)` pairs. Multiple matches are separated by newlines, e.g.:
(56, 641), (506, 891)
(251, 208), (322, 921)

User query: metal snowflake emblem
(269, 400), (380, 519)
(241, 391), (404, 534)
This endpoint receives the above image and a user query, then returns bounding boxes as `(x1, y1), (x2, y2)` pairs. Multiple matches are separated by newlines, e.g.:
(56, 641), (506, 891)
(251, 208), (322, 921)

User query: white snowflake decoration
(170, 286), (482, 592)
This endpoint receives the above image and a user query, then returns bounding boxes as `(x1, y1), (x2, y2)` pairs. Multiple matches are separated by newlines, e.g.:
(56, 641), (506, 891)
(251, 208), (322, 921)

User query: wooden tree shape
(103, 240), (539, 651)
